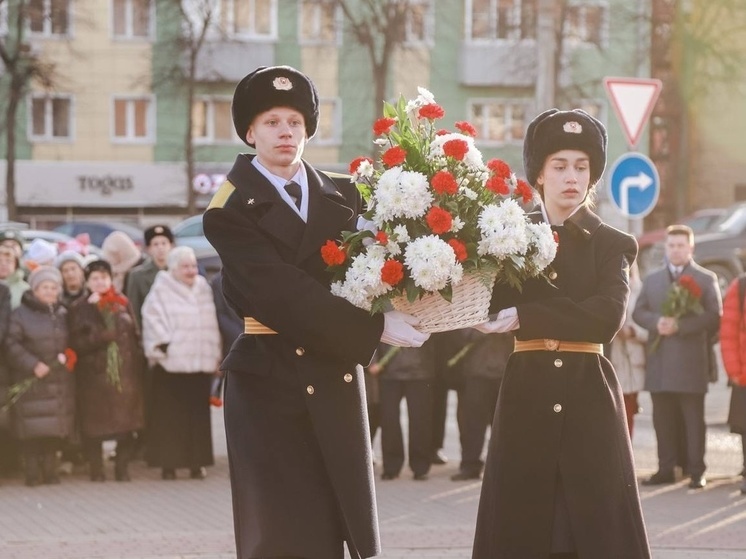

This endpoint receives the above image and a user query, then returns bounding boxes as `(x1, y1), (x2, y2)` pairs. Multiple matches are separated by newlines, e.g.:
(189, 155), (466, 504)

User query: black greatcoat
(472, 206), (651, 559)
(203, 154), (384, 559)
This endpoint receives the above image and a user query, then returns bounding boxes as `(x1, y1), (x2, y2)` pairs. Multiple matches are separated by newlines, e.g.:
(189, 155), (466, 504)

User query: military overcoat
(472, 206), (651, 559)
(203, 154), (384, 559)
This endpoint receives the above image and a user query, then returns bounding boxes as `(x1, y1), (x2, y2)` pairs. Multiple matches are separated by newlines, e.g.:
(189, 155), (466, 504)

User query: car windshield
(714, 206), (746, 235)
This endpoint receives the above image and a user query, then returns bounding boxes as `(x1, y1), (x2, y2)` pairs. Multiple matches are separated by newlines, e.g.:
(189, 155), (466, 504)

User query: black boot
(114, 438), (133, 482)
(42, 447), (59, 485)
(23, 450), (41, 487)
(86, 440), (105, 482)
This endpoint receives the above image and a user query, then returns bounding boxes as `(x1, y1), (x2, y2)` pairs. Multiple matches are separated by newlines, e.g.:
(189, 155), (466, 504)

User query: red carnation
(679, 275), (702, 299)
(516, 179), (533, 204)
(443, 138), (469, 161)
(375, 230), (389, 245)
(487, 158), (511, 179)
(485, 176), (510, 196)
(426, 206), (453, 235)
(349, 156), (373, 175)
(381, 259), (404, 286)
(64, 348), (77, 372)
(447, 239), (468, 262)
(455, 121), (477, 137)
(209, 396), (223, 408)
(373, 117), (397, 136)
(553, 230), (560, 252)
(431, 170), (458, 195)
(321, 240), (346, 266)
(435, 129), (450, 136)
(382, 146), (407, 168)
(418, 103), (445, 120)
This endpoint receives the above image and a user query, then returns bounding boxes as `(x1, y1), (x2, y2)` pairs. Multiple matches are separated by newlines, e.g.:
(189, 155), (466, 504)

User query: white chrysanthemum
(477, 200), (530, 258)
(460, 186), (478, 200)
(405, 86), (437, 114)
(527, 222), (557, 270)
(404, 235), (460, 292)
(371, 168), (433, 227)
(374, 138), (391, 147)
(331, 246), (391, 310)
(352, 159), (374, 181)
(428, 133), (484, 171)
(392, 224), (410, 243)
(386, 240), (402, 256)
(451, 217), (465, 232)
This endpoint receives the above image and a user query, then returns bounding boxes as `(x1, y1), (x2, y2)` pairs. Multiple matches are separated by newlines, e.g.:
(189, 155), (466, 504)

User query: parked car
(637, 208), (727, 276)
(53, 220), (144, 249)
(171, 214), (221, 279)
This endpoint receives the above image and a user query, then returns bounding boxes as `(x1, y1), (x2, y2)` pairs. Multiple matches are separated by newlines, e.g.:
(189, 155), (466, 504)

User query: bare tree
(154, 0), (216, 215)
(0, 0), (57, 222)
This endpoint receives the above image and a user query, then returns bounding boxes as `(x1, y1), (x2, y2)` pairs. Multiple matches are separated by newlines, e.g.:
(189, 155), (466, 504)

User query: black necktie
(284, 181), (302, 210)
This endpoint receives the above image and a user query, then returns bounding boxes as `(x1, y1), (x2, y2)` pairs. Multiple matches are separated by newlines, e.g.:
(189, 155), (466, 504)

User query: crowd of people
(0, 225), (224, 486)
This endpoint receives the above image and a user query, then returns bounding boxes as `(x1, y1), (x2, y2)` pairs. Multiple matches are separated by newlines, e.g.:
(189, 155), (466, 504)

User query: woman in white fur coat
(142, 246), (221, 480)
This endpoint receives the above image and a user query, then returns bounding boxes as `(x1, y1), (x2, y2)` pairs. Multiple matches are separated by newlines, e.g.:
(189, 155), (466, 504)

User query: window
(298, 0), (340, 45)
(29, 94), (72, 140)
(28, 0), (70, 37)
(0, 3), (8, 36)
(192, 97), (240, 144)
(467, 0), (536, 41)
(112, 0), (153, 39)
(565, 3), (607, 47)
(112, 96), (154, 142)
(402, 0), (433, 45)
(468, 99), (528, 144)
(220, 0), (276, 38)
(309, 98), (341, 146)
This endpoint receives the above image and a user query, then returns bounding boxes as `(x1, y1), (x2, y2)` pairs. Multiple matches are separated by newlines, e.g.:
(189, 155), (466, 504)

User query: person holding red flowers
(67, 259), (145, 482)
(203, 65), (428, 559)
(634, 224), (721, 490)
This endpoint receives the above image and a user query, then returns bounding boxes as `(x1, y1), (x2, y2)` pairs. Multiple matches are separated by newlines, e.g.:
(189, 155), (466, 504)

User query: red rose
(447, 239), (468, 262)
(418, 103), (445, 120)
(320, 240), (346, 266)
(435, 129), (450, 136)
(485, 176), (509, 196)
(486, 158), (511, 179)
(64, 348), (77, 372)
(516, 179), (533, 204)
(373, 117), (397, 136)
(381, 259), (404, 286)
(426, 206), (453, 235)
(382, 146), (407, 167)
(431, 170), (458, 195)
(455, 121), (477, 137)
(679, 275), (702, 298)
(349, 156), (373, 175)
(443, 138), (469, 161)
(375, 230), (389, 245)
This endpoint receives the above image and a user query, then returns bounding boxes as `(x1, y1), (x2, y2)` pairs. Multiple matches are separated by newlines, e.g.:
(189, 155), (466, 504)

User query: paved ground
(1, 374), (745, 559)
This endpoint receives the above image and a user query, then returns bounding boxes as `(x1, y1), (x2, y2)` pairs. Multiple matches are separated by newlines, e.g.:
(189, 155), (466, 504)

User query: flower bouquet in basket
(321, 88), (558, 333)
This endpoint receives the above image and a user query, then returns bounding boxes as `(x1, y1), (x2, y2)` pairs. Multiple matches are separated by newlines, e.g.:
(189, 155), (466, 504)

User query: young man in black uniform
(203, 65), (428, 559)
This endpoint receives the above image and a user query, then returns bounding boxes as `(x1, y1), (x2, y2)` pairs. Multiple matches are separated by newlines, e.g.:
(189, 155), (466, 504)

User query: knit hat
(232, 65), (319, 147)
(0, 228), (24, 253)
(55, 249), (86, 270)
(29, 265), (62, 291)
(144, 224), (174, 246)
(25, 238), (58, 266)
(523, 109), (607, 188)
(101, 231), (141, 274)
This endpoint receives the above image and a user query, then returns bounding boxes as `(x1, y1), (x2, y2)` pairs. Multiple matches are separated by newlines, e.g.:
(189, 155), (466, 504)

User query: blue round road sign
(608, 152), (659, 219)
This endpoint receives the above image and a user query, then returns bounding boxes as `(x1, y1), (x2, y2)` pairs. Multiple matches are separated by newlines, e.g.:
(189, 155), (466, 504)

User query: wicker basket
(391, 269), (497, 333)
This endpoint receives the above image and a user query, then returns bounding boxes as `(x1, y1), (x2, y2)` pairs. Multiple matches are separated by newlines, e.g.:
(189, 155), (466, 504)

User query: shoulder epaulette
(207, 181), (236, 210)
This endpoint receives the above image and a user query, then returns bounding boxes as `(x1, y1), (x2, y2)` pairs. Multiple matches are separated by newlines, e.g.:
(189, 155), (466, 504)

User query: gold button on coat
(549, 271), (558, 280)
(295, 347), (305, 356)
(554, 359), (563, 368)
(306, 385), (314, 395)
(344, 373), (353, 383)
(553, 404), (562, 413)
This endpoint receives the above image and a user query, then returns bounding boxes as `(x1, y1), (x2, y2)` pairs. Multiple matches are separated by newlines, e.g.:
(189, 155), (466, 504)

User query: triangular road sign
(603, 77), (662, 149)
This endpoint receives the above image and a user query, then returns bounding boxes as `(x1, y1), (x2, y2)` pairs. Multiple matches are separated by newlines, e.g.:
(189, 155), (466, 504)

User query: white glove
(356, 216), (378, 247)
(381, 311), (431, 347)
(472, 307), (520, 334)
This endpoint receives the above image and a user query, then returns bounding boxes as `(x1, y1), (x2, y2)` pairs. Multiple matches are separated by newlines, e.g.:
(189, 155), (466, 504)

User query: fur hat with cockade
(523, 109), (607, 188)
(144, 224), (174, 246)
(232, 65), (319, 147)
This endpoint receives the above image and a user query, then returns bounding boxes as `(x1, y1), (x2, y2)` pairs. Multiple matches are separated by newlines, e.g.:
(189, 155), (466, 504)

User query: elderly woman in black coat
(471, 110), (650, 559)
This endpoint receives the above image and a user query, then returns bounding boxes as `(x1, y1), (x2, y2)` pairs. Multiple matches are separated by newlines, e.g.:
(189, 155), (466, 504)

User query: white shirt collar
(251, 158), (309, 222)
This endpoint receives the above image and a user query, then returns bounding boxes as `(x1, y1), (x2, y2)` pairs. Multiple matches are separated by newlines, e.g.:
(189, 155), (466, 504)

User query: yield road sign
(608, 152), (659, 219)
(604, 77), (662, 149)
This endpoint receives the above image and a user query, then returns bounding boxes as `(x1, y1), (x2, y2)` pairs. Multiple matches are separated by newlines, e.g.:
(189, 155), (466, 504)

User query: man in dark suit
(203, 65), (428, 559)
(633, 224), (721, 489)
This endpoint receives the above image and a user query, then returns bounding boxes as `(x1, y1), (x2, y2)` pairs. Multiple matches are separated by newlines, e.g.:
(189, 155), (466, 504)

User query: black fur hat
(144, 224), (174, 246)
(232, 65), (319, 147)
(523, 109), (607, 188)
(84, 258), (113, 280)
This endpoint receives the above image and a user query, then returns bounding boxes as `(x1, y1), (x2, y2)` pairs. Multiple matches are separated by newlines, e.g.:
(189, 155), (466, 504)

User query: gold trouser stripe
(514, 339), (603, 354)
(244, 317), (277, 335)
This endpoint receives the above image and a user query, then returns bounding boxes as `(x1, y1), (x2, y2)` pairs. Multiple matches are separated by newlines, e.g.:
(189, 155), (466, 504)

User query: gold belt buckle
(544, 339), (560, 351)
